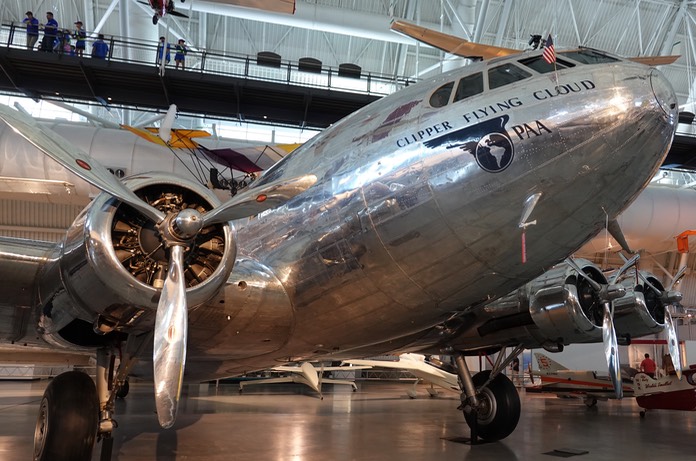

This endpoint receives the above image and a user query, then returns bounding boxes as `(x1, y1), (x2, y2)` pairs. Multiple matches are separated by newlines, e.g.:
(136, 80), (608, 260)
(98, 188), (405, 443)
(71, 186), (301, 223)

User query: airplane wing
(198, 143), (300, 173)
(204, 0), (295, 14)
(346, 355), (460, 393)
(392, 19), (679, 65)
(120, 125), (211, 149)
(390, 19), (519, 60)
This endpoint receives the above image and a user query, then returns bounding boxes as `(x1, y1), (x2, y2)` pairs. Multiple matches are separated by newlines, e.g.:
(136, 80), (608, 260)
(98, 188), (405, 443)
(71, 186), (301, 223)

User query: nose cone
(650, 69), (678, 119)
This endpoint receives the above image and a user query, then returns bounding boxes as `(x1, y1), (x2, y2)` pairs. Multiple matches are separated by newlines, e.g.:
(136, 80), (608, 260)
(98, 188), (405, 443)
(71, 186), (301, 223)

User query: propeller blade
(0, 104), (165, 224)
(565, 258), (603, 292)
(201, 174), (317, 226)
(153, 245), (188, 429)
(668, 265), (688, 291)
(619, 253), (664, 295)
(602, 303), (623, 399)
(159, 104), (177, 143)
(664, 307), (683, 380)
(609, 253), (640, 284)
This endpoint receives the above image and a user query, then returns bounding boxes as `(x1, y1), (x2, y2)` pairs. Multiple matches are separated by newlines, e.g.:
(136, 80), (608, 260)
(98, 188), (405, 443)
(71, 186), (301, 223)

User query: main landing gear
(454, 345), (522, 443)
(153, 14), (159, 25)
(33, 333), (149, 461)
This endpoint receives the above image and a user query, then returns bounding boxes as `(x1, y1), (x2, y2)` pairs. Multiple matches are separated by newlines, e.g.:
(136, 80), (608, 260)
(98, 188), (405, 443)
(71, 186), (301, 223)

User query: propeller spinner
(0, 104), (316, 428)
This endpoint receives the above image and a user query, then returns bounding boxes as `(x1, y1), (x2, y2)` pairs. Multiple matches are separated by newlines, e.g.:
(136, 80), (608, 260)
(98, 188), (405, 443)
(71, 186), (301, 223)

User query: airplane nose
(650, 69), (678, 118)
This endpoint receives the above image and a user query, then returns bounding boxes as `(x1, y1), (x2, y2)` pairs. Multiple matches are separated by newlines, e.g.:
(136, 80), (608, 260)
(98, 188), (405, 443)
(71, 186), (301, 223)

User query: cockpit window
(559, 49), (619, 64)
(430, 82), (454, 107)
(488, 63), (532, 90)
(518, 56), (574, 74)
(453, 72), (484, 102)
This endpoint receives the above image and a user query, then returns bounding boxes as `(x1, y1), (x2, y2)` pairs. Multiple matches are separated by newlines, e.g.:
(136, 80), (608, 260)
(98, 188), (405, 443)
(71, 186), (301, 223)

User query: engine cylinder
(36, 173), (236, 346)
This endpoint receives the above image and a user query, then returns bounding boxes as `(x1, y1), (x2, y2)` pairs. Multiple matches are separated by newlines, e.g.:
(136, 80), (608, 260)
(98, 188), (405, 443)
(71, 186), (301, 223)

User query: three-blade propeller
(619, 253), (684, 380)
(565, 255), (639, 399)
(0, 104), (316, 428)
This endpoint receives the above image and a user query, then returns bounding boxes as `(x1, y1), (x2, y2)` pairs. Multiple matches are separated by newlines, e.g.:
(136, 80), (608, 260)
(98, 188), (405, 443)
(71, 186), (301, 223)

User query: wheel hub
(33, 397), (49, 460)
(475, 388), (497, 425)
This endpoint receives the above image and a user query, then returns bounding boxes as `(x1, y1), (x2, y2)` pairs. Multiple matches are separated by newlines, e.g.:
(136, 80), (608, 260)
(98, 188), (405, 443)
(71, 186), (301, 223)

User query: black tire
(116, 379), (130, 399)
(33, 371), (99, 461)
(463, 370), (520, 441)
(152, 14), (159, 25)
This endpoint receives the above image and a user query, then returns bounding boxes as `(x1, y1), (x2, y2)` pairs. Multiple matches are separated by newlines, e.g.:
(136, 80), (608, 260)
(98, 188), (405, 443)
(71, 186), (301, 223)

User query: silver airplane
(0, 39), (678, 460)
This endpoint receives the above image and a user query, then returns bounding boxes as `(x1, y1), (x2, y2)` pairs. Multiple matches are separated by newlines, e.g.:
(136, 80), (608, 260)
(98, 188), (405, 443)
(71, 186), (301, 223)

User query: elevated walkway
(0, 23), (414, 129)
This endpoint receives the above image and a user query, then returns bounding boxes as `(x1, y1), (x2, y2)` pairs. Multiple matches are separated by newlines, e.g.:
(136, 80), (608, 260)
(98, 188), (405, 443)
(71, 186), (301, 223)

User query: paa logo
(424, 115), (514, 173)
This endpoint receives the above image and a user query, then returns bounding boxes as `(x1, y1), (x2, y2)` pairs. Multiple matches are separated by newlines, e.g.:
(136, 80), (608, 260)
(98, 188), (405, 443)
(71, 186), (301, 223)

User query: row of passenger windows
(429, 49), (619, 108)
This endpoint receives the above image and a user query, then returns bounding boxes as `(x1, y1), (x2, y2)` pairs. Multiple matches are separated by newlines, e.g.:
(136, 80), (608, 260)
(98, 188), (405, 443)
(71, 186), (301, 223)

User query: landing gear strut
(454, 347), (522, 442)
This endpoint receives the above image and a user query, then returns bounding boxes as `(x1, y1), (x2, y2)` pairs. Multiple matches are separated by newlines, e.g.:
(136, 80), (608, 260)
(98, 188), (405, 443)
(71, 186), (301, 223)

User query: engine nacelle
(450, 260), (672, 352)
(613, 270), (667, 337)
(36, 173), (236, 348)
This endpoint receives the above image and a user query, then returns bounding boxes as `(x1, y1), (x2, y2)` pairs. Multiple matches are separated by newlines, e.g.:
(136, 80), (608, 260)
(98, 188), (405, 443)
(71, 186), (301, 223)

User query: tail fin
(535, 353), (569, 372)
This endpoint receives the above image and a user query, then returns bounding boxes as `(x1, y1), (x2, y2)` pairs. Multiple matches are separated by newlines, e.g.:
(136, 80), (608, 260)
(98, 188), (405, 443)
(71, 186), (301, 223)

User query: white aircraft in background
(527, 353), (635, 407)
(346, 354), (460, 398)
(238, 362), (369, 399)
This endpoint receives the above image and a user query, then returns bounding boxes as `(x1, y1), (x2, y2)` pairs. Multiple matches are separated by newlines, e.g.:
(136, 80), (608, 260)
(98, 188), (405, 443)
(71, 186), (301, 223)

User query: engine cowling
(613, 269), (667, 337)
(36, 173), (236, 348)
(447, 259), (672, 352)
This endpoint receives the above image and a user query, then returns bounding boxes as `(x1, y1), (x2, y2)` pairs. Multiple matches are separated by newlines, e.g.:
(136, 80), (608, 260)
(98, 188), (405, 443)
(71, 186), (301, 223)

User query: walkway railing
(1, 22), (417, 97)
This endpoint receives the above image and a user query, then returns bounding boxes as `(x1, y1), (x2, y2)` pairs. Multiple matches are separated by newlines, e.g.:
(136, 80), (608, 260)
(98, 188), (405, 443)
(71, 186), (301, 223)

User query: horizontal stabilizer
(390, 19), (518, 60)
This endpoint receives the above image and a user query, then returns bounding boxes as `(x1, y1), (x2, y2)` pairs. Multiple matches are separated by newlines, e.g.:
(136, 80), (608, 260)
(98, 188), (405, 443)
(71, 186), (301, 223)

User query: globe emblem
(475, 133), (514, 172)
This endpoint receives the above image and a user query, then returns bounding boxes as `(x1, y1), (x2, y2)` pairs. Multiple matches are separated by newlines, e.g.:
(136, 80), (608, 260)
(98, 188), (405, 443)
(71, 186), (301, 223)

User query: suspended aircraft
(0, 19), (681, 460)
(146, 0), (188, 25)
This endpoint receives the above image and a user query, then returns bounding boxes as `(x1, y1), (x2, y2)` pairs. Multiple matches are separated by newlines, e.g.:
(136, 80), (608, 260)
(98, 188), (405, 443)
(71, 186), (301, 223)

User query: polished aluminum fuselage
(0, 50), (677, 381)
(179, 52), (676, 378)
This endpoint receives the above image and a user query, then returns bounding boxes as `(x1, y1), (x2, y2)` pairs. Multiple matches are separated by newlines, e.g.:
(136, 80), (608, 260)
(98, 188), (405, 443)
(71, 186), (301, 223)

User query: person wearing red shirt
(640, 353), (657, 378)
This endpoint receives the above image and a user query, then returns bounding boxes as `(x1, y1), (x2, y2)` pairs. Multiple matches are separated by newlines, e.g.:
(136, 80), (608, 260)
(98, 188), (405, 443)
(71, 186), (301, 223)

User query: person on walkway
(40, 12), (59, 52)
(73, 21), (87, 57)
(156, 36), (171, 66)
(174, 39), (187, 69)
(22, 11), (39, 50)
(91, 34), (109, 59)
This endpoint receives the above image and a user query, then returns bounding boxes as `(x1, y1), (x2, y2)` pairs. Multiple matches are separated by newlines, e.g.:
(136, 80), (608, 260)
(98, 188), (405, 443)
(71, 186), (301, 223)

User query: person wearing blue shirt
(73, 21), (87, 57)
(91, 34), (109, 59)
(22, 11), (39, 50)
(40, 12), (58, 52)
(156, 36), (171, 66)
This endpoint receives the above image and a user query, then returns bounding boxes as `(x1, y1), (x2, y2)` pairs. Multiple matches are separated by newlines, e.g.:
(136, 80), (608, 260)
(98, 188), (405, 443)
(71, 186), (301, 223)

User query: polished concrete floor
(0, 379), (694, 461)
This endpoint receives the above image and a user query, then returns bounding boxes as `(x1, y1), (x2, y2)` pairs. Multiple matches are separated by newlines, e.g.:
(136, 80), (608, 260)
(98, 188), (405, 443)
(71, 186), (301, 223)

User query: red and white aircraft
(633, 366), (696, 415)
(527, 353), (635, 407)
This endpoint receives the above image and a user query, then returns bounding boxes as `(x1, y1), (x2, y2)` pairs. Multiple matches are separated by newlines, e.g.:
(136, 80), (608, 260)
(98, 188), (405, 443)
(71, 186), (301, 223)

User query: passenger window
(453, 72), (483, 102)
(488, 63), (532, 90)
(518, 56), (574, 74)
(430, 82), (454, 107)
(559, 49), (619, 64)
